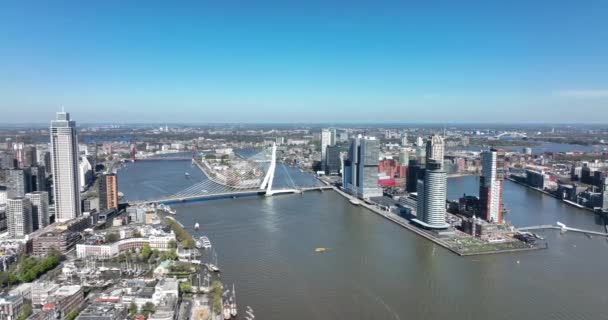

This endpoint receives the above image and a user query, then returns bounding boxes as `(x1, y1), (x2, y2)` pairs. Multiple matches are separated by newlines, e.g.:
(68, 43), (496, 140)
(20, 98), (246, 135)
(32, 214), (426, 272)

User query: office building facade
(343, 135), (382, 199)
(50, 111), (81, 222)
(26, 191), (50, 231)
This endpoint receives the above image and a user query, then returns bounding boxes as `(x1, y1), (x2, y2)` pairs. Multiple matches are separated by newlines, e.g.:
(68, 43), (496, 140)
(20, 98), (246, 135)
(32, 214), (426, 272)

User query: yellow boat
(315, 248), (327, 253)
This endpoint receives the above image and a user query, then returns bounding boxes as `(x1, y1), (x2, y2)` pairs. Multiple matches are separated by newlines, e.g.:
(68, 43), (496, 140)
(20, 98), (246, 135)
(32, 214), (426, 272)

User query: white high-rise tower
(50, 110), (81, 221)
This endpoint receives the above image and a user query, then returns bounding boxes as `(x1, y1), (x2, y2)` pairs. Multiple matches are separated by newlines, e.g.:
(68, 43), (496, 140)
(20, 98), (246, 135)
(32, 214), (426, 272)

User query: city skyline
(1, 1), (608, 123)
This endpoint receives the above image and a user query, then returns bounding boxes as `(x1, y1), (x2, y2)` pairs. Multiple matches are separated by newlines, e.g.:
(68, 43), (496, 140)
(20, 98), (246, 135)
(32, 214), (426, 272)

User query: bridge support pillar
(260, 143), (277, 196)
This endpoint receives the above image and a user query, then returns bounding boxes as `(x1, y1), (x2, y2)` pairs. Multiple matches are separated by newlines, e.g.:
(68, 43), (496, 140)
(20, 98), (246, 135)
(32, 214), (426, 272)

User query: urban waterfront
(118, 160), (608, 320)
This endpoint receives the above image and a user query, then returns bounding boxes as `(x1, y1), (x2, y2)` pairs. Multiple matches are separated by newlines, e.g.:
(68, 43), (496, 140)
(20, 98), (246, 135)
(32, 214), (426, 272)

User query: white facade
(76, 235), (176, 259)
(321, 129), (333, 165)
(480, 150), (504, 222)
(50, 111), (81, 222)
(0, 189), (6, 205)
(79, 156), (93, 191)
(425, 135), (445, 168)
(416, 161), (448, 228)
(7, 198), (32, 239)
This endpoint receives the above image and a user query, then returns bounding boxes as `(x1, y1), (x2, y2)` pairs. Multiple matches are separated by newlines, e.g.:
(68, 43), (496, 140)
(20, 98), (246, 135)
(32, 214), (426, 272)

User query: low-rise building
(32, 229), (80, 257)
(76, 302), (127, 320)
(0, 294), (24, 320)
(76, 234), (175, 259)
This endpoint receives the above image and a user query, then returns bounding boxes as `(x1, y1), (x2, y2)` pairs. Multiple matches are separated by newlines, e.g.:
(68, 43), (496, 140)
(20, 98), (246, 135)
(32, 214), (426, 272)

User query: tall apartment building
(98, 173), (119, 211)
(50, 111), (81, 222)
(5, 168), (31, 198)
(320, 129), (334, 168)
(415, 160), (449, 229)
(425, 135), (445, 168)
(7, 197), (33, 238)
(479, 148), (505, 223)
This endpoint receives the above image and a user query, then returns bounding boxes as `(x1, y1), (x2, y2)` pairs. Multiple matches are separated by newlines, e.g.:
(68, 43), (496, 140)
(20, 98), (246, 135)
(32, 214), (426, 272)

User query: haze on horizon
(1, 1), (607, 123)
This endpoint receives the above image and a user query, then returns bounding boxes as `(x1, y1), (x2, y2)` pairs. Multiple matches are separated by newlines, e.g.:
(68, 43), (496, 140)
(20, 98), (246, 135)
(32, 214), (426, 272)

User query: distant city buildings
(5, 168), (30, 198)
(343, 135), (382, 199)
(320, 128), (336, 170)
(479, 149), (505, 223)
(324, 145), (342, 175)
(50, 111), (81, 222)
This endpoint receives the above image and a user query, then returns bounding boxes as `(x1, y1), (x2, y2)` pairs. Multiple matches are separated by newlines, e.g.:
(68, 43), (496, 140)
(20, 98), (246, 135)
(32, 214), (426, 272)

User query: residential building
(32, 229), (80, 257)
(26, 191), (50, 230)
(31, 282), (60, 307)
(78, 156), (93, 192)
(50, 111), (81, 222)
(479, 148), (505, 223)
(320, 129), (333, 168)
(414, 160), (449, 229)
(5, 168), (31, 198)
(100, 173), (119, 210)
(7, 197), (32, 239)
(0, 294), (24, 320)
(425, 135), (445, 169)
(76, 302), (127, 320)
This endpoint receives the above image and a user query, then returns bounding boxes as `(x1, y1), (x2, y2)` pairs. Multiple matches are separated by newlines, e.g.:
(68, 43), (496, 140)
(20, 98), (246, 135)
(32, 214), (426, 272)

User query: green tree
(142, 302), (156, 316)
(16, 303), (32, 320)
(179, 281), (193, 293)
(128, 301), (138, 316)
(105, 232), (120, 243)
(141, 243), (152, 259)
(65, 310), (79, 320)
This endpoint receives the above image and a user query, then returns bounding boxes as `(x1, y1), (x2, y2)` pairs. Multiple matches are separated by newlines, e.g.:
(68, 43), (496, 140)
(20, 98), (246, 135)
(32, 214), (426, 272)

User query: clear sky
(1, 0), (607, 123)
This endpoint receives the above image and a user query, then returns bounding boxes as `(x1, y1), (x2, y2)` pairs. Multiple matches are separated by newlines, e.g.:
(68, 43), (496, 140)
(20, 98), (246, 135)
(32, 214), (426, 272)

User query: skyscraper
(479, 148), (505, 223)
(29, 165), (46, 192)
(5, 168), (31, 198)
(7, 197), (33, 238)
(425, 135), (445, 168)
(602, 177), (608, 211)
(321, 129), (333, 167)
(415, 160), (449, 229)
(343, 135), (382, 199)
(50, 111), (81, 222)
(26, 191), (50, 231)
(99, 173), (119, 210)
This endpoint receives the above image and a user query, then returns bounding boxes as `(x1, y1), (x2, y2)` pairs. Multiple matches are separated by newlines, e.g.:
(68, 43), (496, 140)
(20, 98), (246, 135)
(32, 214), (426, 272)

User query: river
(118, 160), (608, 320)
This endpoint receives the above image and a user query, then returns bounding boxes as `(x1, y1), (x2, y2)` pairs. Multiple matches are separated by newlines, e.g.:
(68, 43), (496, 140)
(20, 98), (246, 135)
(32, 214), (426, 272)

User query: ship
(231, 284), (238, 317)
(349, 199), (360, 206)
(185, 172), (190, 177)
(194, 222), (200, 230)
(223, 302), (232, 319)
(199, 236), (212, 249)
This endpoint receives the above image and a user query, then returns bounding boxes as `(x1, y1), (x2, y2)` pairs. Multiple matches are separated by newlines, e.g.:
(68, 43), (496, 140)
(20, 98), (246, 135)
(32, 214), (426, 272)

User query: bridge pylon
(260, 143), (277, 196)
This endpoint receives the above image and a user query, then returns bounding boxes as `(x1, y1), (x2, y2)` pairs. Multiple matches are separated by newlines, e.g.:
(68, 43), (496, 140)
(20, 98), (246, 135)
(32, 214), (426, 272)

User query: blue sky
(1, 0), (607, 123)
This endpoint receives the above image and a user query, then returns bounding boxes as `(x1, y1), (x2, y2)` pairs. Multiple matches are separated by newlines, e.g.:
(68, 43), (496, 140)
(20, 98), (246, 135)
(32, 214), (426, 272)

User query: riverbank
(505, 176), (595, 213)
(332, 187), (542, 256)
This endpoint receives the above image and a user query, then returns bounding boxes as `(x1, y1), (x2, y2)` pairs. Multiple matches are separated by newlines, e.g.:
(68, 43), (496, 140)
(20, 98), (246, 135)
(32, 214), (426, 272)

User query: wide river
(119, 160), (608, 320)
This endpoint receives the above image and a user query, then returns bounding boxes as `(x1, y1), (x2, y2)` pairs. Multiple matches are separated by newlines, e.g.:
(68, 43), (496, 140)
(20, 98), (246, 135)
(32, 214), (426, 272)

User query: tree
(161, 249), (178, 261)
(142, 302), (156, 316)
(16, 303), (32, 320)
(65, 310), (79, 320)
(105, 232), (120, 243)
(141, 244), (152, 259)
(128, 301), (138, 316)
(180, 281), (193, 293)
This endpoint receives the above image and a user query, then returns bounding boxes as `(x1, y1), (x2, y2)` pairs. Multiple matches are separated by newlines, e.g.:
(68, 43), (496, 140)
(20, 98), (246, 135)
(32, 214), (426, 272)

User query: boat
(231, 284), (238, 317)
(223, 302), (232, 319)
(207, 263), (220, 272)
(185, 172), (190, 177)
(349, 199), (360, 206)
(195, 240), (203, 249)
(194, 222), (200, 230)
(315, 247), (327, 253)
(199, 236), (212, 249)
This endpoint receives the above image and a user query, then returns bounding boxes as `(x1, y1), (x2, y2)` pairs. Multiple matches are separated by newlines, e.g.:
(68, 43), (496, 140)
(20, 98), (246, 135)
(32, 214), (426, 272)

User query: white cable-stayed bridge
(128, 144), (331, 205)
